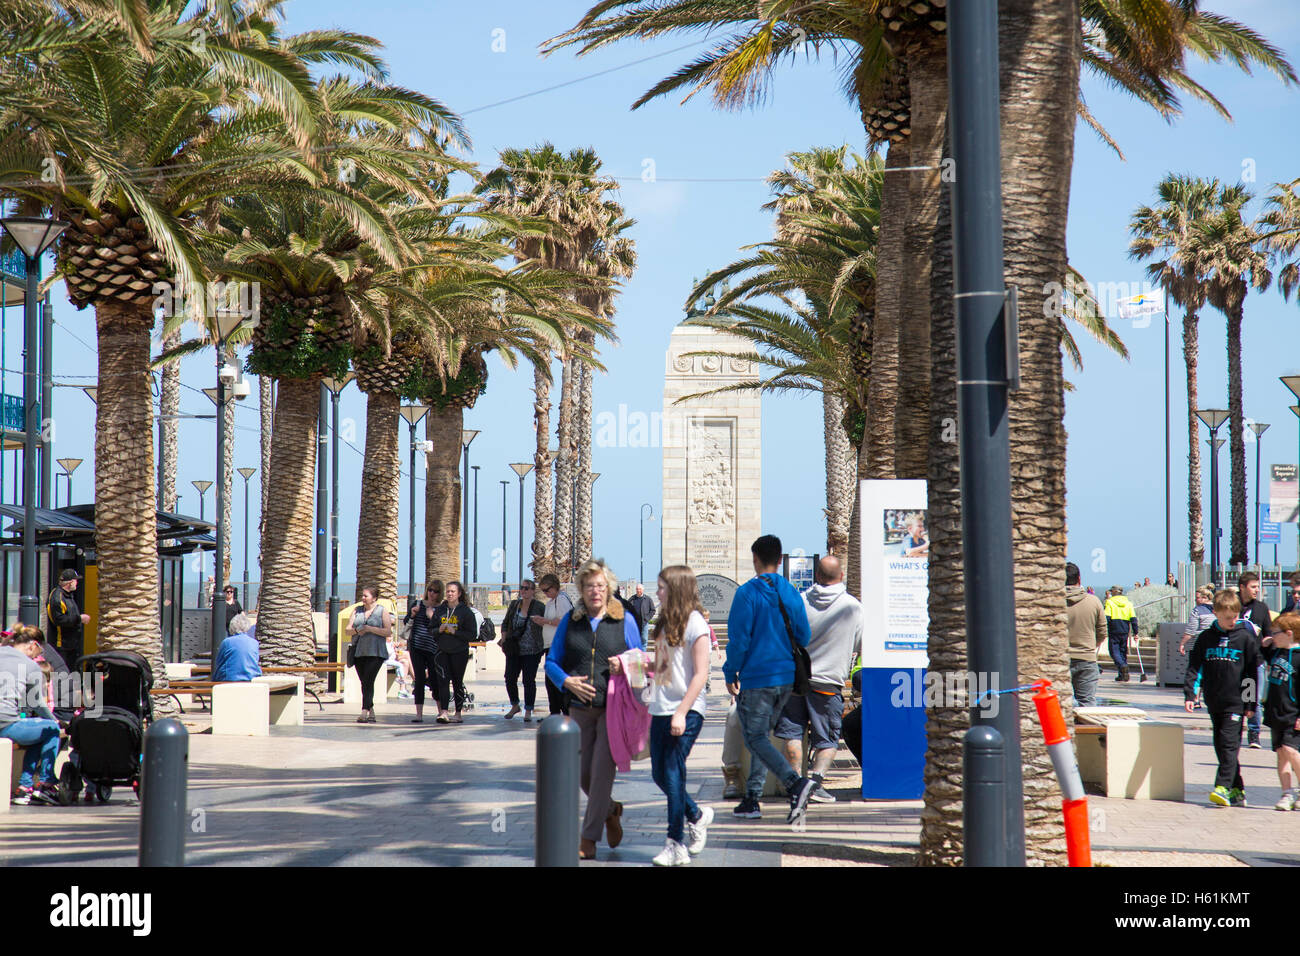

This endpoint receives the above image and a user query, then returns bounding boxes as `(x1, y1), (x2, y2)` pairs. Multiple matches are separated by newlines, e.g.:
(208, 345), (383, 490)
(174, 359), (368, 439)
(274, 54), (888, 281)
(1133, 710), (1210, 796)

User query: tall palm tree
(1260, 178), (1300, 305)
(476, 144), (622, 580)
(1130, 175), (1222, 565)
(221, 79), (462, 668)
(0, 0), (335, 705)
(1183, 185), (1271, 566)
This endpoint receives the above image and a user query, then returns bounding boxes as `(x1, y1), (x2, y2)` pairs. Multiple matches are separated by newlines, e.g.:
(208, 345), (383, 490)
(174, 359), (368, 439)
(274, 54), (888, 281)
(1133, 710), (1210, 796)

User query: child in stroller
(59, 650), (155, 805)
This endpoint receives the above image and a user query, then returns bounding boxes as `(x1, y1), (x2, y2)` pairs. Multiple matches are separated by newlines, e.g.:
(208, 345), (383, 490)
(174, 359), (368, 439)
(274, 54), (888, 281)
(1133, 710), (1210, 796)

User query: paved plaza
(4, 652), (1299, 867)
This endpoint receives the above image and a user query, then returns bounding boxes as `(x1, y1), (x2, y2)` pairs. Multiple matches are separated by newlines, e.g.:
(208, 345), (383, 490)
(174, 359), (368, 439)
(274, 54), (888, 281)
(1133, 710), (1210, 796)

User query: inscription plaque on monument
(695, 573), (739, 624)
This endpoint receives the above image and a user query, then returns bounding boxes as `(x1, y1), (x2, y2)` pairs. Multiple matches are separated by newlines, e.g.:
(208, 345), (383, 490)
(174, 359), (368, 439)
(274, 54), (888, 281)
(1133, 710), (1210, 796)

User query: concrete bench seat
(211, 676), (304, 736)
(1075, 717), (1184, 800)
(5, 739), (70, 811)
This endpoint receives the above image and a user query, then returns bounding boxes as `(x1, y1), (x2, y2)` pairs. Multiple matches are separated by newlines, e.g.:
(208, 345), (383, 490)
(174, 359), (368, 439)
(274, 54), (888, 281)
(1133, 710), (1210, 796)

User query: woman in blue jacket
(545, 559), (643, 860)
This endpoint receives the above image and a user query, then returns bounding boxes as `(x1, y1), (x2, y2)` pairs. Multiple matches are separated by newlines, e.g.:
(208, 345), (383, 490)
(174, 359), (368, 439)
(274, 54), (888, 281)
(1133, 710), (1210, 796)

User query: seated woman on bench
(213, 613), (262, 682)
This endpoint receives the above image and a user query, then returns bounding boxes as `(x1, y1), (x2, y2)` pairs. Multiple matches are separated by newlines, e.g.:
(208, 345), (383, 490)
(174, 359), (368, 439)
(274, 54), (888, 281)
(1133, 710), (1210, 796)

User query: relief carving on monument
(729, 357), (751, 373)
(700, 355), (721, 373)
(688, 420), (735, 527)
(673, 354), (693, 373)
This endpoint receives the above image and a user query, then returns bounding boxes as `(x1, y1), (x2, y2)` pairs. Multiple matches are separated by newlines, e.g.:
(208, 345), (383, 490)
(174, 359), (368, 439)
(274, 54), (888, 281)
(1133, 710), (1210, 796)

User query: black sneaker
(786, 776), (817, 824)
(1248, 731), (1262, 750)
(31, 784), (64, 806)
(732, 796), (762, 819)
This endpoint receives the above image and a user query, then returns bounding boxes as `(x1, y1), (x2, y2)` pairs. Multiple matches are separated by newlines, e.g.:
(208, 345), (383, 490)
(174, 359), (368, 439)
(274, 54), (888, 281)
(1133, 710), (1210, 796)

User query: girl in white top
(614, 564), (711, 866)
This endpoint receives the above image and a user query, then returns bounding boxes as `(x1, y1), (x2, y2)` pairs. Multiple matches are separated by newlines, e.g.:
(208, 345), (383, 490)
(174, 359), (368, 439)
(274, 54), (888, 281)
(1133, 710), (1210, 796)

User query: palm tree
(1183, 186), (1271, 566)
(475, 144), (622, 580)
(1260, 178), (1300, 305)
(0, 1), (333, 705)
(220, 79), (463, 668)
(1130, 175), (1222, 565)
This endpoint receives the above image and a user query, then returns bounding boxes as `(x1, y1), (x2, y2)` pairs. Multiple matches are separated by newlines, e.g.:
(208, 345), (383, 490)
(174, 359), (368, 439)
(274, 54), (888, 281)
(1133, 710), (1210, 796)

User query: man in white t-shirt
(533, 573), (573, 716)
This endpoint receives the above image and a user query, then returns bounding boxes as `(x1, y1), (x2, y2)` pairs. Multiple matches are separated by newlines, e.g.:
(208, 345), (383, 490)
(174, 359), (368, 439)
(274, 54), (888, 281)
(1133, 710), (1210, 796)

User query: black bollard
(536, 714), (580, 867)
(138, 718), (189, 867)
(963, 724), (1005, 867)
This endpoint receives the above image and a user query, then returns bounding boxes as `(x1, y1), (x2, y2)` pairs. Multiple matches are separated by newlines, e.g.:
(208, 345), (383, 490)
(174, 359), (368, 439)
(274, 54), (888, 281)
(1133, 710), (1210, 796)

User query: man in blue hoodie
(724, 534), (816, 824)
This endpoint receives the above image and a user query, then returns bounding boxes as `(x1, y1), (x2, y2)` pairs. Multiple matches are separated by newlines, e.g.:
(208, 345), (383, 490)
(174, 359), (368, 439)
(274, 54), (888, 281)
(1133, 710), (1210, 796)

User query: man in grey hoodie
(775, 556), (863, 803)
(1065, 562), (1107, 707)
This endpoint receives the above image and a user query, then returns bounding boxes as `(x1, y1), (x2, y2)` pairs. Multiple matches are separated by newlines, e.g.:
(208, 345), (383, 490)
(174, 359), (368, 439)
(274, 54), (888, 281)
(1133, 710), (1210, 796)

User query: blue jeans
(736, 685), (799, 799)
(0, 718), (60, 789)
(650, 712), (704, 843)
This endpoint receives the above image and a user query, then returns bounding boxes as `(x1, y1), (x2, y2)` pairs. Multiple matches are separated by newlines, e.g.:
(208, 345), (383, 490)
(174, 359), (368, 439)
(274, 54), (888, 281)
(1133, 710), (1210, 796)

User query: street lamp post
(500, 480), (509, 590)
(400, 404), (430, 602)
(237, 467), (256, 608)
(1249, 422), (1271, 566)
(1, 215), (69, 625)
(207, 311), (250, 664)
(1197, 409), (1230, 575)
(461, 429), (479, 584)
(472, 464), (480, 584)
(191, 480), (212, 608)
(640, 503), (654, 584)
(56, 457), (83, 509)
(1282, 377), (1300, 569)
(509, 463), (533, 586)
(321, 374), (353, 647)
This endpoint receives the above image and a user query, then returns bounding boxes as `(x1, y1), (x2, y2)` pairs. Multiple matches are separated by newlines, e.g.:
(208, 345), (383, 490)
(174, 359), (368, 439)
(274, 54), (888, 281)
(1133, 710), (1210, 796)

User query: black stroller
(57, 650), (154, 804)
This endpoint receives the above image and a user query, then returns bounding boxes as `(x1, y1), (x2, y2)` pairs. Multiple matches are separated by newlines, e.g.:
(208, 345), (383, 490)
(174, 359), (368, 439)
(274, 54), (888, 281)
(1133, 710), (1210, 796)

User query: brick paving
(7, 647), (1290, 867)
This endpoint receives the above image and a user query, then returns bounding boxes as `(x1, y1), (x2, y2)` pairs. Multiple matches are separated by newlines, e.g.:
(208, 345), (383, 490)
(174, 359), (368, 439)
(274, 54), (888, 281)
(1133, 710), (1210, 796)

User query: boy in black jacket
(1262, 612), (1300, 810)
(1184, 589), (1263, 807)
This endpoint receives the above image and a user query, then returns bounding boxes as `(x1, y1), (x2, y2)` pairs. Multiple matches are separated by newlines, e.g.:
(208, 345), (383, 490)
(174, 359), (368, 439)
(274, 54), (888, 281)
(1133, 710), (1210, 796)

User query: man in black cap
(46, 569), (90, 666)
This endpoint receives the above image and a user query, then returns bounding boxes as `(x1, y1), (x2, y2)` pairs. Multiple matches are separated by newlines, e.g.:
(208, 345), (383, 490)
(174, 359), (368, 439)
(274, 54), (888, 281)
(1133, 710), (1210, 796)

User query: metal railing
(0, 393), (22, 432)
(0, 247), (22, 282)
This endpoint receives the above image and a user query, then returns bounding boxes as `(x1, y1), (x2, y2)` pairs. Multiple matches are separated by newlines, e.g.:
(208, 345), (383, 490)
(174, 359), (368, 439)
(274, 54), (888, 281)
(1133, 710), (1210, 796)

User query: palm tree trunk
(258, 374), (273, 606)
(158, 330), (179, 512)
(1184, 310), (1204, 564)
(356, 389), (401, 604)
(425, 405), (464, 585)
(865, 142), (908, 482)
(533, 362), (555, 577)
(894, 48), (947, 480)
(257, 373), (321, 669)
(554, 356), (576, 581)
(1227, 301), (1247, 566)
(576, 339), (595, 566)
(919, 164), (964, 866)
(823, 390), (853, 558)
(94, 300), (173, 715)
(1000, 0), (1081, 866)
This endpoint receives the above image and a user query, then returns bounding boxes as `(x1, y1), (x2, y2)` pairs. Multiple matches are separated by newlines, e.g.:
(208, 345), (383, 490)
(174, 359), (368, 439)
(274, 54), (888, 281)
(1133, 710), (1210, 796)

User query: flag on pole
(1117, 291), (1164, 319)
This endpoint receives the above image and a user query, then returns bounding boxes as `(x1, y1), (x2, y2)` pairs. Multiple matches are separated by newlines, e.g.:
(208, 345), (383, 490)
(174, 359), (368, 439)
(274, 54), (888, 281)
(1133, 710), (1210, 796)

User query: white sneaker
(809, 785), (837, 804)
(1275, 791), (1298, 811)
(652, 838), (691, 867)
(685, 805), (714, 855)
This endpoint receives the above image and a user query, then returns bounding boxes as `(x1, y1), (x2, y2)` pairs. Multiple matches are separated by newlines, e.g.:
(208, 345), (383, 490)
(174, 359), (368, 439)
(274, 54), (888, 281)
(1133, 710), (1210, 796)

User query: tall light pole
(948, 0), (1022, 865)
(461, 429), (479, 583)
(57, 457), (83, 509)
(322, 373), (353, 639)
(1, 215), (68, 625)
(471, 464), (480, 583)
(1249, 422), (1270, 566)
(191, 480), (212, 608)
(1282, 377), (1300, 568)
(1197, 409), (1230, 574)
(237, 467), (256, 608)
(400, 403), (429, 602)
(640, 503), (654, 584)
(207, 309), (249, 664)
(509, 463), (533, 586)
(500, 479), (509, 589)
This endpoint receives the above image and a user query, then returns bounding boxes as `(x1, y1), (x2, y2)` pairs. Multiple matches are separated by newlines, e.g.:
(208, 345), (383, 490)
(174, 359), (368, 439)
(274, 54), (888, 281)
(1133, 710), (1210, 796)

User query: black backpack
(478, 614), (496, 643)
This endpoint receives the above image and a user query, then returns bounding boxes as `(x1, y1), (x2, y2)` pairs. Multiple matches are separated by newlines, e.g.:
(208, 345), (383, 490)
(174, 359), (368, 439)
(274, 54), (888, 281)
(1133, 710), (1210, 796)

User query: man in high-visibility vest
(1103, 586), (1139, 682)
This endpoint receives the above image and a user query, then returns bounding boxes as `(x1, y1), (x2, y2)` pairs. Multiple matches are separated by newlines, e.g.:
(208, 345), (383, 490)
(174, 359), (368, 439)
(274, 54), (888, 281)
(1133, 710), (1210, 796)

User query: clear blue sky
(8, 0), (1300, 593)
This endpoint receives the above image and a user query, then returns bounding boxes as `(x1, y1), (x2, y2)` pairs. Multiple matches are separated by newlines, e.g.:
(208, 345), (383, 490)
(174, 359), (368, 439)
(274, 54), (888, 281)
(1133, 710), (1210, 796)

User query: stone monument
(661, 302), (761, 586)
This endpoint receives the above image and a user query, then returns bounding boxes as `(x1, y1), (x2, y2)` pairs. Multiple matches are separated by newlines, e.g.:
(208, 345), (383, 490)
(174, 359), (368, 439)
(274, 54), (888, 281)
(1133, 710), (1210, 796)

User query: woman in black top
(500, 579), (546, 721)
(434, 581), (476, 724)
(404, 581), (444, 723)
(221, 586), (243, 633)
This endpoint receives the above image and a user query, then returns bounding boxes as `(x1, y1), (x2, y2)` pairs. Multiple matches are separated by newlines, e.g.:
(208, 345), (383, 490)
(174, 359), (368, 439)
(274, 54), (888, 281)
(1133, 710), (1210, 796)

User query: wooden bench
(187, 664), (335, 710)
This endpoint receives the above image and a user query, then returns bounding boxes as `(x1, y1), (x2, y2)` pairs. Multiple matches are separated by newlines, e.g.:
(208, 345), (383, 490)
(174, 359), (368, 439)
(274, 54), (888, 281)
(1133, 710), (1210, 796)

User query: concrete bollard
(963, 724), (1005, 868)
(138, 719), (189, 867)
(535, 714), (580, 867)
